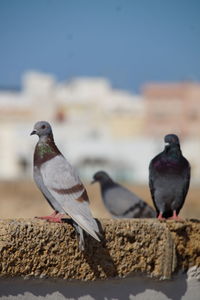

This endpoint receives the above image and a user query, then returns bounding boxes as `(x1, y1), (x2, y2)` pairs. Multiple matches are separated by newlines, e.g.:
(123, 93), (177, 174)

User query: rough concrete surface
(0, 218), (199, 282)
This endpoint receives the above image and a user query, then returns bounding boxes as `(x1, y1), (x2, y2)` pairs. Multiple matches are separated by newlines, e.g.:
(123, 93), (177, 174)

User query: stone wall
(0, 218), (200, 299)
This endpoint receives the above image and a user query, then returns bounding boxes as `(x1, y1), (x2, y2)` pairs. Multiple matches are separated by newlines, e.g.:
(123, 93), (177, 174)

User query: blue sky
(0, 0), (200, 92)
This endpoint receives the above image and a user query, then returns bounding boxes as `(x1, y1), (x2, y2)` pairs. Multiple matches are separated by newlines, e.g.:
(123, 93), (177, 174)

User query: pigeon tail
(72, 221), (86, 251)
(70, 214), (101, 242)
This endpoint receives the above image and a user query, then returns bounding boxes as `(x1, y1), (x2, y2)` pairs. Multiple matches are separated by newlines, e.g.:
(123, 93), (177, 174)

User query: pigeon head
(30, 121), (53, 138)
(92, 171), (113, 184)
(164, 134), (180, 146)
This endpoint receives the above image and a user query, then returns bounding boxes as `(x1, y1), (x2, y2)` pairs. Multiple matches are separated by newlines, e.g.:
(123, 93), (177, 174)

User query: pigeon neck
(100, 178), (114, 189)
(38, 133), (54, 144)
(165, 144), (182, 158)
(35, 134), (61, 166)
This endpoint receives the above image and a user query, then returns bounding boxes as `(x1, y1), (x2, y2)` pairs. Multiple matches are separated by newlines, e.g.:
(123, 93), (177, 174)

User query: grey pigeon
(149, 134), (190, 220)
(92, 171), (155, 218)
(31, 121), (100, 249)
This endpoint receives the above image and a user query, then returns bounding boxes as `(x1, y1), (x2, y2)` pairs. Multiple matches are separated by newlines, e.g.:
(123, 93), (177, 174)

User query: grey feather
(31, 121), (101, 249)
(92, 171), (155, 218)
(149, 134), (190, 219)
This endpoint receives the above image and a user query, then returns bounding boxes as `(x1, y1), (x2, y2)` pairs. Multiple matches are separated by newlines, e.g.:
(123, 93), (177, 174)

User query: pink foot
(47, 213), (66, 223)
(35, 211), (65, 222)
(157, 212), (166, 220)
(35, 211), (57, 220)
(168, 211), (183, 221)
(46, 217), (63, 223)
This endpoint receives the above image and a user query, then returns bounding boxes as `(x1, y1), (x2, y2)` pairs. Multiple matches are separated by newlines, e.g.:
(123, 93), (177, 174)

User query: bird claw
(46, 217), (63, 223)
(168, 211), (183, 221)
(35, 212), (65, 223)
(157, 213), (166, 220)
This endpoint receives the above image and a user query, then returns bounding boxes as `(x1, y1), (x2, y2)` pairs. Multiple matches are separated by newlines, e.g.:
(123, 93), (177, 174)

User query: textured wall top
(0, 218), (199, 281)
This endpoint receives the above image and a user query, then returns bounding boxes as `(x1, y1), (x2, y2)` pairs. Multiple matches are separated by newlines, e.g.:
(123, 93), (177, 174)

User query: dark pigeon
(92, 171), (155, 218)
(31, 121), (100, 250)
(149, 134), (190, 219)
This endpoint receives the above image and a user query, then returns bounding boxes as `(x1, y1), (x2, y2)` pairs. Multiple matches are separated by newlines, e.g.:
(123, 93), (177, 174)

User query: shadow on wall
(83, 220), (118, 279)
(0, 274), (193, 300)
(62, 218), (118, 279)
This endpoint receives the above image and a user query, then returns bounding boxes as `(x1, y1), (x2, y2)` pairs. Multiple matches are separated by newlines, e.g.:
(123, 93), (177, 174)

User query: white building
(0, 71), (199, 184)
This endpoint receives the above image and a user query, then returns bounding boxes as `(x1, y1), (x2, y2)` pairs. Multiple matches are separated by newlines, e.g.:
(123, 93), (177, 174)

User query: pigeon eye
(41, 125), (46, 129)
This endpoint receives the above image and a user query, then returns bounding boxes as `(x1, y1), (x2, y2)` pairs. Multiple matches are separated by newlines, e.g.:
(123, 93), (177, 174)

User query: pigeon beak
(165, 142), (170, 146)
(30, 130), (37, 136)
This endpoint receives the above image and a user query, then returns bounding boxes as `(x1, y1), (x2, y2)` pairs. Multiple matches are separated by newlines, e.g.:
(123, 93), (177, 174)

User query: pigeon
(92, 171), (156, 218)
(149, 134), (190, 220)
(31, 121), (100, 250)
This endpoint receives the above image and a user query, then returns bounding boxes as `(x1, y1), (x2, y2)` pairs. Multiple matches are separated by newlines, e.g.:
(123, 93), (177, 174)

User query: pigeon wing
(180, 157), (191, 210)
(148, 158), (159, 215)
(104, 185), (143, 216)
(103, 183), (155, 218)
(40, 155), (100, 241)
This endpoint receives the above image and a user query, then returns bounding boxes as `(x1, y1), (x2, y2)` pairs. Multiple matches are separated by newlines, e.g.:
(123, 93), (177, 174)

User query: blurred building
(0, 71), (145, 182)
(0, 71), (200, 183)
(143, 82), (200, 138)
